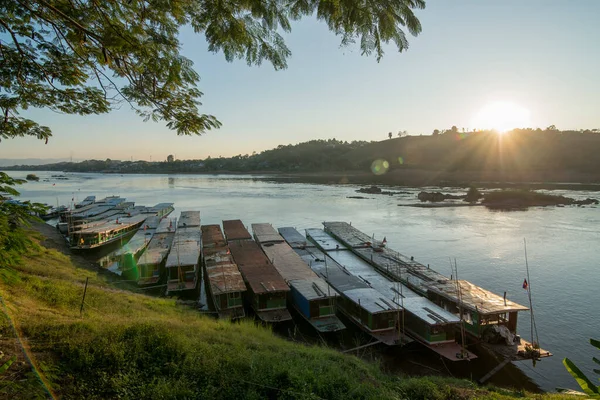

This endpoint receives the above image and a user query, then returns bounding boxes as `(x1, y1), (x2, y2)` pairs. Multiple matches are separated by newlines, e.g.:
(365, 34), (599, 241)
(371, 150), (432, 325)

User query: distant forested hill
(4, 130), (600, 182)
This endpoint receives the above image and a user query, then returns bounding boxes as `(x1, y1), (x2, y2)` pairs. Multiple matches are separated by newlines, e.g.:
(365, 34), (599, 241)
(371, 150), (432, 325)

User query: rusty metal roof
(252, 223), (285, 244)
(237, 264), (290, 294)
(228, 240), (288, 294)
(223, 219), (252, 241)
(202, 224), (246, 294)
(426, 280), (529, 314)
(201, 224), (227, 248)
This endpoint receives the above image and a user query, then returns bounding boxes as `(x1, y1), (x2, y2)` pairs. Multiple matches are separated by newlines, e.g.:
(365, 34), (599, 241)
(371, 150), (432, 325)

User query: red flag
(522, 279), (528, 290)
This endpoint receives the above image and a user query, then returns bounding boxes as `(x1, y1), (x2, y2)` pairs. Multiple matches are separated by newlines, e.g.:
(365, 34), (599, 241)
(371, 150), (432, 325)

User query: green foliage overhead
(0, 0), (425, 142)
(0, 172), (46, 268)
(563, 339), (600, 398)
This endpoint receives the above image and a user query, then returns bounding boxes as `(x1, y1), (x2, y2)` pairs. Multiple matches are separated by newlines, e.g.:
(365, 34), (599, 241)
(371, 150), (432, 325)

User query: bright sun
(471, 101), (531, 133)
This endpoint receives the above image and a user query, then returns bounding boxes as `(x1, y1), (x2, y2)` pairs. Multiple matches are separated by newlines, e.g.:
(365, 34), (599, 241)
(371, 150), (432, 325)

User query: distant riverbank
(4, 167), (600, 191)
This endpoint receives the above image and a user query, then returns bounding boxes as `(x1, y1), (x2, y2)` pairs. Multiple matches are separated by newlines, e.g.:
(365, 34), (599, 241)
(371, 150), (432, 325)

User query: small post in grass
(80, 277), (89, 317)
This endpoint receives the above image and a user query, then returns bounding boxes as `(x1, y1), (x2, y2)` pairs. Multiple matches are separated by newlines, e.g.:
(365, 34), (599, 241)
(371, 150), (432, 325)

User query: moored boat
(137, 217), (177, 286)
(202, 224), (247, 319)
(322, 221), (551, 361)
(99, 216), (161, 278)
(279, 227), (402, 346)
(166, 211), (201, 295)
(306, 228), (475, 360)
(253, 223), (345, 332)
(224, 220), (291, 323)
(69, 213), (147, 250)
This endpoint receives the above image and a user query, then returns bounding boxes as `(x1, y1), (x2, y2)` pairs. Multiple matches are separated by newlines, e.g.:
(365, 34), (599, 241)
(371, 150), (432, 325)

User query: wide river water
(5, 171), (600, 392)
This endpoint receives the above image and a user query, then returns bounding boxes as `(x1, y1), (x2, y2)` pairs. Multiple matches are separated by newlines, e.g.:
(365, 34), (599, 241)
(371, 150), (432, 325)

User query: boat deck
(482, 338), (552, 361)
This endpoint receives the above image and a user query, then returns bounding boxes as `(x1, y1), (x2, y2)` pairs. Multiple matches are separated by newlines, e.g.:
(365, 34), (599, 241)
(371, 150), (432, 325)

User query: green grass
(0, 232), (580, 399)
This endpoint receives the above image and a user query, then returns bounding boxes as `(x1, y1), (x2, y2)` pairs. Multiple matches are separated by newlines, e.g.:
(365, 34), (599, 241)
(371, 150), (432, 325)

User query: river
(5, 170), (600, 392)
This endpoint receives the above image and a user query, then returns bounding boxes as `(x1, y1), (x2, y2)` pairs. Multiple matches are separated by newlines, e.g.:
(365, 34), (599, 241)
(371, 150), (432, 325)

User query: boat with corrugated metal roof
(322, 221), (551, 362)
(306, 228), (476, 361)
(252, 223), (345, 332)
(137, 217), (177, 286)
(279, 227), (403, 346)
(166, 211), (201, 295)
(224, 220), (291, 323)
(202, 224), (247, 319)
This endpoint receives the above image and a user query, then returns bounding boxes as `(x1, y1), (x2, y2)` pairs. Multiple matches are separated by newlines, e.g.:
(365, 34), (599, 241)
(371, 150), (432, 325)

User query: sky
(2, 0), (600, 162)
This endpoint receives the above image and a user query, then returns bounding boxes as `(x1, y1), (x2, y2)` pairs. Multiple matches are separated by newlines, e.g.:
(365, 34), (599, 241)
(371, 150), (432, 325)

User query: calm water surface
(6, 171), (600, 392)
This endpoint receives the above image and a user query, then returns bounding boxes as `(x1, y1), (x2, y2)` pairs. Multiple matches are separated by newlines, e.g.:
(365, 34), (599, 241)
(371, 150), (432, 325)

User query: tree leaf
(563, 357), (599, 395)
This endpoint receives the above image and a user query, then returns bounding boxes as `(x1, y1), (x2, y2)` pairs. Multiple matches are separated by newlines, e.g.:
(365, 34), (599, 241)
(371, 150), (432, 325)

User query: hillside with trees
(4, 129), (600, 185)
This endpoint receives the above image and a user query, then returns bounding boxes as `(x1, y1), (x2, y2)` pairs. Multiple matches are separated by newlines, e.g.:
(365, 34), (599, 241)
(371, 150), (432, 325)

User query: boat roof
(228, 240), (288, 294)
(401, 296), (460, 325)
(177, 211), (200, 228)
(299, 247), (370, 293)
(426, 280), (529, 314)
(252, 223), (285, 244)
(144, 203), (174, 214)
(237, 264), (289, 294)
(324, 221), (528, 315)
(278, 227), (313, 249)
(77, 214), (147, 234)
(323, 221), (374, 248)
(289, 277), (337, 301)
(223, 219), (252, 241)
(305, 228), (346, 251)
(311, 230), (461, 325)
(165, 227), (201, 268)
(227, 239), (271, 267)
(155, 217), (177, 234)
(201, 224), (227, 248)
(260, 242), (318, 282)
(205, 261), (247, 295)
(109, 216), (160, 257)
(344, 288), (401, 314)
(138, 232), (174, 266)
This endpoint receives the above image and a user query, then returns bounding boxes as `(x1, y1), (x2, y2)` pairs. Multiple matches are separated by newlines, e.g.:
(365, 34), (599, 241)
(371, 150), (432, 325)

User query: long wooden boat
(253, 223), (345, 332)
(137, 217), (177, 286)
(202, 224), (247, 320)
(69, 213), (147, 250)
(143, 203), (174, 218)
(166, 211), (201, 295)
(98, 216), (161, 277)
(278, 227), (402, 346)
(322, 221), (551, 362)
(306, 228), (476, 361)
(224, 220), (291, 323)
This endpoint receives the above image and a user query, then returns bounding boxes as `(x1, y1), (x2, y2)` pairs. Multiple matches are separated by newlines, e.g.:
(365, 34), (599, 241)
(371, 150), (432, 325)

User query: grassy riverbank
(0, 227), (576, 399)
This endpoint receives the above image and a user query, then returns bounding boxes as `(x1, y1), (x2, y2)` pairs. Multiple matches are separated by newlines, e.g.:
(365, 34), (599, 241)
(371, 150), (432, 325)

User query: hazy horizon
(2, 0), (599, 161)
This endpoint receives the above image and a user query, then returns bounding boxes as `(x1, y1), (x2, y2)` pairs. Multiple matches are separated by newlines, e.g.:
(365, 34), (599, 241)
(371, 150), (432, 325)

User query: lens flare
(371, 159), (390, 175)
(397, 157), (404, 165)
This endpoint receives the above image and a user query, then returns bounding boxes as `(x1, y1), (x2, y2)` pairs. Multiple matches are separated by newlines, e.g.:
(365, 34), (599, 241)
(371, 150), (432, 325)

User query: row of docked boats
(57, 198), (550, 363)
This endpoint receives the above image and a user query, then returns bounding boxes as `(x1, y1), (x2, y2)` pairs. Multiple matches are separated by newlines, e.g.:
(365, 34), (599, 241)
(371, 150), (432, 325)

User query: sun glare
(471, 101), (531, 133)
